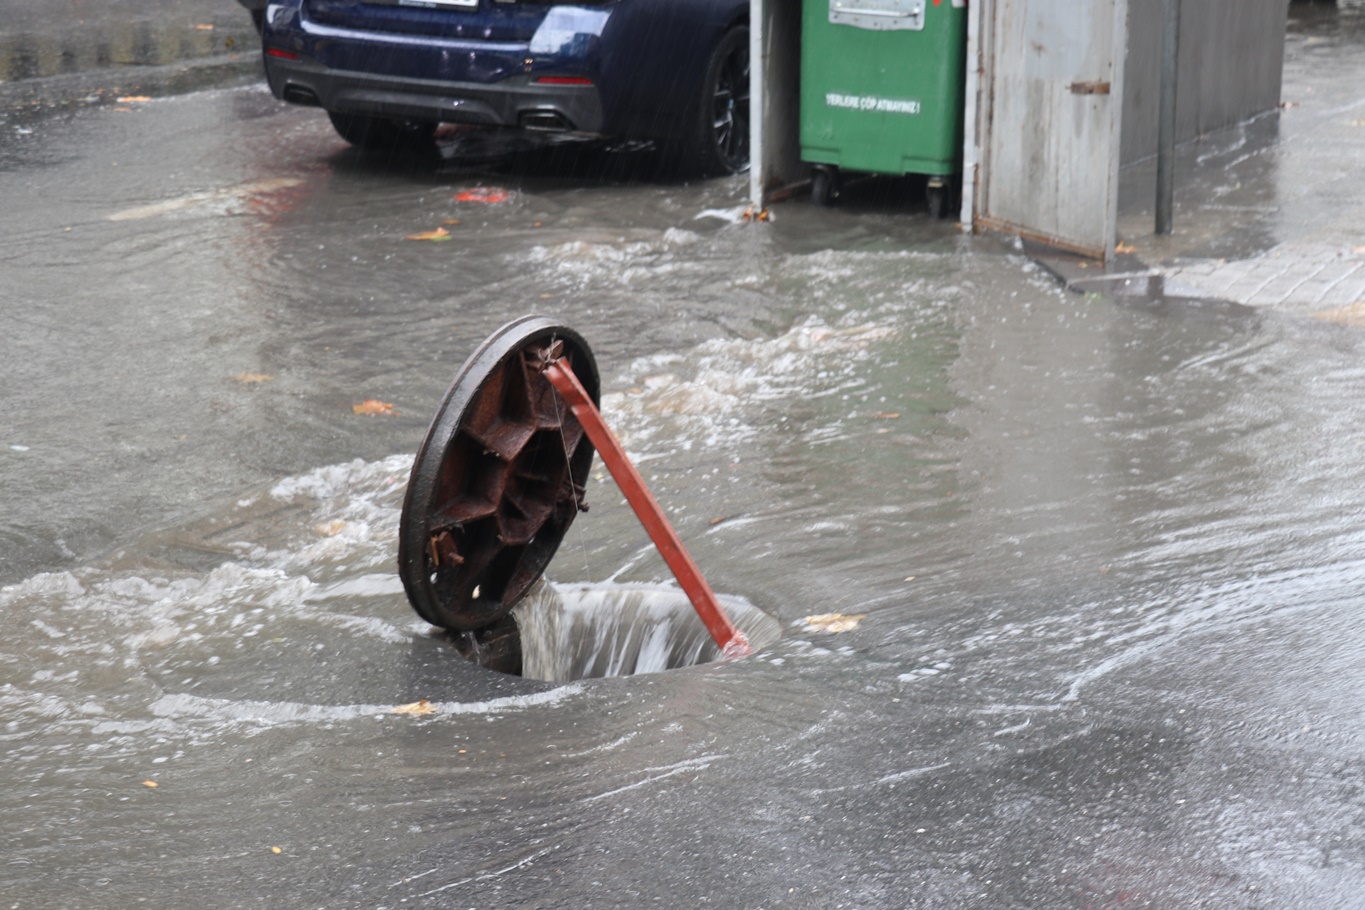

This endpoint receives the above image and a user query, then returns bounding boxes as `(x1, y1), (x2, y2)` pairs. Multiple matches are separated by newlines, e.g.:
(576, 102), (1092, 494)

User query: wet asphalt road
(5, 5), (1365, 909)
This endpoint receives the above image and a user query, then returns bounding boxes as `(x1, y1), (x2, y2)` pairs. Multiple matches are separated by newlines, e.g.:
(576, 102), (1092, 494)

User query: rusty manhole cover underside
(397, 316), (600, 633)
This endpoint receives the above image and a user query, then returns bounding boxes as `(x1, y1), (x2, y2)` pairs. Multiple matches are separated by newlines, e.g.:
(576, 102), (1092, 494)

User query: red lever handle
(542, 357), (751, 659)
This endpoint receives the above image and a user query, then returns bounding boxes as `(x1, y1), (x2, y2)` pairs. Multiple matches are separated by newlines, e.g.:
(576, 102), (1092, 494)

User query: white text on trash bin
(825, 93), (922, 115)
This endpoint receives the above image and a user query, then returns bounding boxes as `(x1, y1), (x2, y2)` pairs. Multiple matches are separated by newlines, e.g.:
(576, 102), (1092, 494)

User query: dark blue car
(260, 0), (749, 176)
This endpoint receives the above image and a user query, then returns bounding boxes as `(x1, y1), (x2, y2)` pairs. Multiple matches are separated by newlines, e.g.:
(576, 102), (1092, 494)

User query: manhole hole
(513, 583), (780, 682)
(399, 317), (766, 680)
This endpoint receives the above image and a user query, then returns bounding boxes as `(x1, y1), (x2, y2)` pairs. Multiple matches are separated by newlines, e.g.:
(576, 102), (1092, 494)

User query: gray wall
(1121, 0), (1288, 164)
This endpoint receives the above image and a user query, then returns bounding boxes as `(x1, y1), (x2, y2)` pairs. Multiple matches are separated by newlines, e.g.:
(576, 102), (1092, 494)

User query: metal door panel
(975, 0), (1126, 259)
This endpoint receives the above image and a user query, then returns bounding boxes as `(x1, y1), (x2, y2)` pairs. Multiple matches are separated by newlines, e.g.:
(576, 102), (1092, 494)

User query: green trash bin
(799, 0), (967, 216)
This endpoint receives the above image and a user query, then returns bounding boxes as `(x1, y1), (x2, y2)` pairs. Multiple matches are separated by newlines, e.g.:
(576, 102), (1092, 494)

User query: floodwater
(5, 8), (1365, 909)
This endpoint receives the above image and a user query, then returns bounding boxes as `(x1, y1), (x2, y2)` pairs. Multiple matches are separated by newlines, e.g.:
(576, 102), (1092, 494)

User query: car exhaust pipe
(519, 110), (572, 132)
(282, 84), (321, 107)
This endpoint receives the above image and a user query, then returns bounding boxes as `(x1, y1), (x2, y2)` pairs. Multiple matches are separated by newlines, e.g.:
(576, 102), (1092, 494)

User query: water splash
(513, 581), (780, 682)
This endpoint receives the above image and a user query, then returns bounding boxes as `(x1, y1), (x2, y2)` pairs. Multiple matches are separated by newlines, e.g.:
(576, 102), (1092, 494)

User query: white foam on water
(146, 684), (584, 730)
(602, 315), (901, 456)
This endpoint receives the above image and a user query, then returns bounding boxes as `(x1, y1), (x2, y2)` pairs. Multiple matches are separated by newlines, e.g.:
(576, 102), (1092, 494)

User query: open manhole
(398, 316), (773, 681)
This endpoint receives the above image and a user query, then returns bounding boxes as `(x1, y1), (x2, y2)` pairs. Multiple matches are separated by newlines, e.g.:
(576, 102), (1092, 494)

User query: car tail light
(533, 76), (594, 86)
(266, 48), (300, 60)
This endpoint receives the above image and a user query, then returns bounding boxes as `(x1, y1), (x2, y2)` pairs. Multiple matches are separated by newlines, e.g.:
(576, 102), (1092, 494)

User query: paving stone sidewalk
(1162, 243), (1365, 317)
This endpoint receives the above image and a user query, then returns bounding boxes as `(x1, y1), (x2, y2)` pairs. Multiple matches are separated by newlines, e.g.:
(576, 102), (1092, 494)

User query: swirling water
(5, 67), (1365, 907)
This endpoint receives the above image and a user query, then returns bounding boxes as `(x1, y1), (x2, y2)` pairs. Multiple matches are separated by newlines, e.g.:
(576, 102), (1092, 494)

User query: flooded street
(5, 7), (1365, 907)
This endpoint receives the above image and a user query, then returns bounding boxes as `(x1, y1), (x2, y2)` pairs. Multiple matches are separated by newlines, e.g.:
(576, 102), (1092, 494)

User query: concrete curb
(1, 51), (264, 118)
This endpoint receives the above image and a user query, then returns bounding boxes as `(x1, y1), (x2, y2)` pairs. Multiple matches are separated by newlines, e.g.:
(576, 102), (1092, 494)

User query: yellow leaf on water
(117, 96), (152, 103)
(405, 227), (451, 242)
(314, 520), (346, 537)
(193, 23), (215, 30)
(143, 780), (158, 788)
(352, 399), (397, 416)
(271, 846), (283, 854)
(800, 613), (866, 633)
(393, 699), (437, 716)
(230, 372), (274, 384)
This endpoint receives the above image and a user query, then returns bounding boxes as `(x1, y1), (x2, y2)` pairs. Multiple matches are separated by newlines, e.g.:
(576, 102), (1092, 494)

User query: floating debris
(800, 613), (866, 633)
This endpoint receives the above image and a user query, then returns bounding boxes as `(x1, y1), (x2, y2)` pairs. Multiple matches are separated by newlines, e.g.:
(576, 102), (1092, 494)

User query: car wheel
(698, 26), (750, 177)
(327, 111), (435, 150)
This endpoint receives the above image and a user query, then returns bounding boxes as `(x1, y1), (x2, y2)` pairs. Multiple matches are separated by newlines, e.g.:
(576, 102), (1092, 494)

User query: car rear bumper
(265, 53), (605, 133)
(263, 2), (611, 133)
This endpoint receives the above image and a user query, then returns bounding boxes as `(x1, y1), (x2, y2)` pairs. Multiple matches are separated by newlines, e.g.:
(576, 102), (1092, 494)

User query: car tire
(657, 25), (750, 179)
(327, 111), (435, 150)
(697, 26), (750, 177)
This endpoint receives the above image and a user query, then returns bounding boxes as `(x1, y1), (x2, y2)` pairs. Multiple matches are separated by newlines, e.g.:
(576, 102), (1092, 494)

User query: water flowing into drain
(512, 582), (780, 682)
(399, 317), (767, 678)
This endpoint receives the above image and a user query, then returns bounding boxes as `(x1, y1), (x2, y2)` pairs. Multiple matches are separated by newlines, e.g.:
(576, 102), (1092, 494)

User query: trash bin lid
(398, 316), (599, 631)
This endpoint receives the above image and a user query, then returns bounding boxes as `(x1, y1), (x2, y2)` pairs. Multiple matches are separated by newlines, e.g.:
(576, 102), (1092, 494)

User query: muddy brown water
(5, 10), (1365, 907)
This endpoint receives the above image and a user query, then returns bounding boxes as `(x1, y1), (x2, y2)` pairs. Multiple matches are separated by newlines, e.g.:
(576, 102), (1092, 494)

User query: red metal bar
(542, 359), (752, 659)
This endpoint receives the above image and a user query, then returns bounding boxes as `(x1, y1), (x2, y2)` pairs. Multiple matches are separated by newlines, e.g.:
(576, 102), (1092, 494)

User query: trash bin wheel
(398, 316), (600, 632)
(811, 166), (839, 207)
(927, 182), (947, 220)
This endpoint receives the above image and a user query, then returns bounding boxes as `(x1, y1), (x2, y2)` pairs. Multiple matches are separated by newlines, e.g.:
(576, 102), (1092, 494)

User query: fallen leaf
(1279, 100), (1299, 110)
(1352, 120), (1365, 127)
(455, 187), (511, 204)
(392, 699), (437, 716)
(800, 613), (867, 633)
(870, 412), (900, 420)
(709, 516), (729, 526)
(271, 846), (283, 854)
(353, 399), (397, 416)
(442, 218), (462, 226)
(405, 227), (451, 241)
(193, 23), (215, 30)
(117, 96), (152, 103)
(230, 371), (274, 384)
(532, 221), (543, 228)
(904, 576), (916, 582)
(1115, 242), (1137, 254)
(143, 780), (159, 788)
(315, 520), (346, 537)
